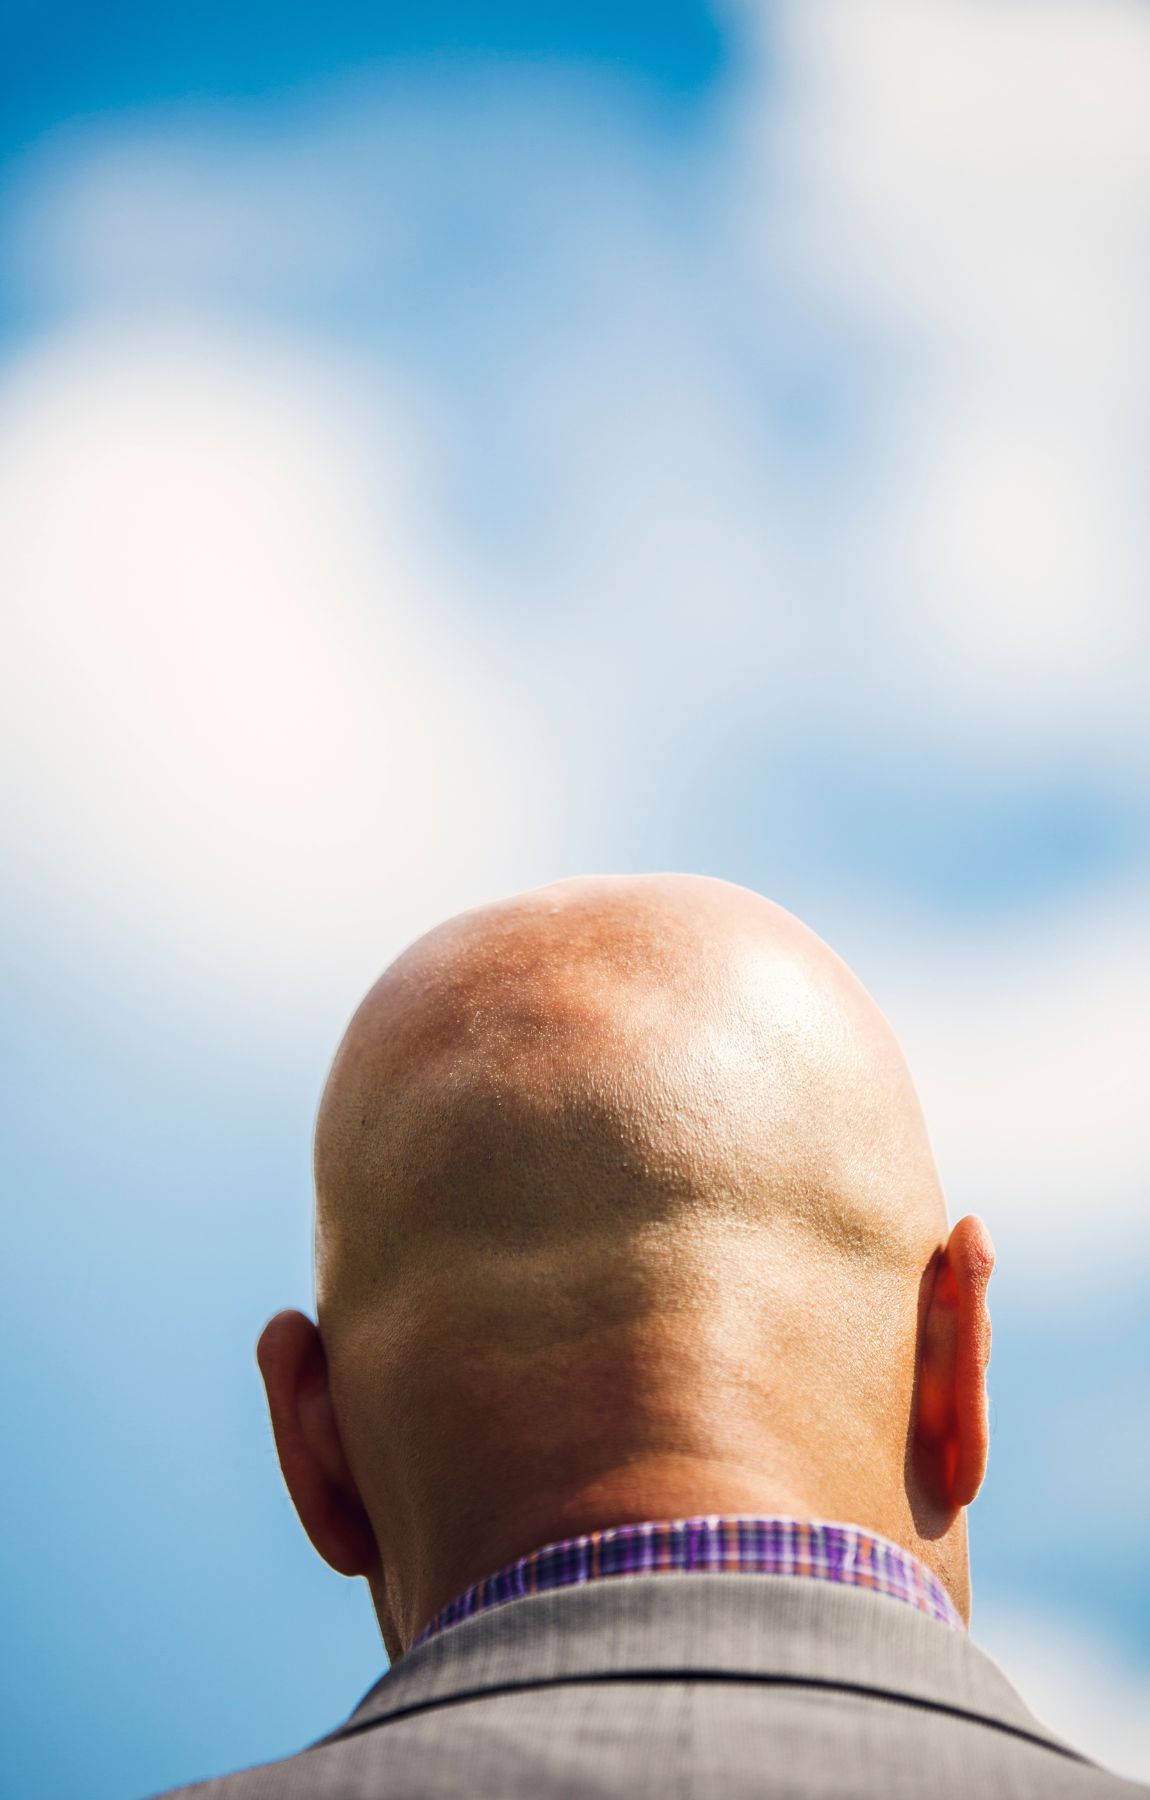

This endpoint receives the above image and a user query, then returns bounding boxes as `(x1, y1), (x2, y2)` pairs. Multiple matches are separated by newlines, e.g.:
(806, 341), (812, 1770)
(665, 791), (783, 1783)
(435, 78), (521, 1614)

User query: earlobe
(913, 1215), (994, 1513)
(256, 1310), (379, 1579)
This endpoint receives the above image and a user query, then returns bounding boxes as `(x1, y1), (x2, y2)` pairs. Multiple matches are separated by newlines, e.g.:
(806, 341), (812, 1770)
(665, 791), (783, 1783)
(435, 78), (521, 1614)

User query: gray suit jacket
(153, 1573), (1146, 1797)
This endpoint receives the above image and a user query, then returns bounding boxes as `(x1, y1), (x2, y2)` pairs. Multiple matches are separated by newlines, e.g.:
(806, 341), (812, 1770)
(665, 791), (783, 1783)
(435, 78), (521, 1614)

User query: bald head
(315, 874), (946, 1313)
(262, 875), (992, 1655)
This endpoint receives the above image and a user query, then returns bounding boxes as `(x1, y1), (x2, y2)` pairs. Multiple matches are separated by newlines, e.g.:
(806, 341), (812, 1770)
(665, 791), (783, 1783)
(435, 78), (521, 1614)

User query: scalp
(314, 874), (948, 1334)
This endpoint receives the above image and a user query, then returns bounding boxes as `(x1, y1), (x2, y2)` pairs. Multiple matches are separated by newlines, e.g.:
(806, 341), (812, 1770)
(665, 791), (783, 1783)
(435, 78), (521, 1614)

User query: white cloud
(747, 0), (1150, 382)
(0, 324), (563, 1017)
(892, 408), (1144, 710)
(857, 890), (1150, 1275)
(732, 0), (1150, 721)
(975, 1602), (1150, 1782)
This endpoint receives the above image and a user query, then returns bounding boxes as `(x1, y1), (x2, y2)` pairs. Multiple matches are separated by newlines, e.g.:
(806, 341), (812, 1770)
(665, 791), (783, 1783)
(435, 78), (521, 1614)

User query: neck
(369, 1448), (965, 1657)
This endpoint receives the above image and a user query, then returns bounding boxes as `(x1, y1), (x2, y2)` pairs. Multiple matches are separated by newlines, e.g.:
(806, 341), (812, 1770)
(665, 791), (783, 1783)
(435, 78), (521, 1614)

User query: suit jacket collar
(324, 1573), (1086, 1765)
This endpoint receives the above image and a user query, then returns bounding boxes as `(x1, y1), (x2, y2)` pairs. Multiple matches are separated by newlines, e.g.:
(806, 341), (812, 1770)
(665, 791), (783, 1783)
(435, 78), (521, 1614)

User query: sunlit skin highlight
(257, 874), (993, 1661)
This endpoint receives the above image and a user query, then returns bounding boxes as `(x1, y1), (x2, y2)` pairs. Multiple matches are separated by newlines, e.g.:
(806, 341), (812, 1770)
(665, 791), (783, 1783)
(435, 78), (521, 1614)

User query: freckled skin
(263, 874), (992, 1660)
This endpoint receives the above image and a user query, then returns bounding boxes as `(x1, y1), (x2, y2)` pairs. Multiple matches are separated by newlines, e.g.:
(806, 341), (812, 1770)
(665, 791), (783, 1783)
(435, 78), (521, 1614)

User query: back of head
(311, 875), (962, 1647)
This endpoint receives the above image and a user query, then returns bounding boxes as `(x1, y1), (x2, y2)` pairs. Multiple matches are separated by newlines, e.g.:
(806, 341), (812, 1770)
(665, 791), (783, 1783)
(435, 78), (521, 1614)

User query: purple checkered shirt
(411, 1515), (965, 1649)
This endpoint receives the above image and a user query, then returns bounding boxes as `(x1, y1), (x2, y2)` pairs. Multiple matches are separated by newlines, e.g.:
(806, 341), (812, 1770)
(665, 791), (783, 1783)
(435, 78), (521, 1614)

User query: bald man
(154, 876), (1144, 1798)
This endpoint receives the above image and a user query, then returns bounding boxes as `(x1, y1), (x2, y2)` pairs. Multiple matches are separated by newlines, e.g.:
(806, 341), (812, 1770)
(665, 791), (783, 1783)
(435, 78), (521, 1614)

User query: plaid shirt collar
(411, 1515), (966, 1649)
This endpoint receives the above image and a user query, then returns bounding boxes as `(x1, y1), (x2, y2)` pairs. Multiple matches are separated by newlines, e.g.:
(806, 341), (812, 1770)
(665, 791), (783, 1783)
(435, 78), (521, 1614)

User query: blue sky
(0, 0), (723, 149)
(2, 2), (1148, 1794)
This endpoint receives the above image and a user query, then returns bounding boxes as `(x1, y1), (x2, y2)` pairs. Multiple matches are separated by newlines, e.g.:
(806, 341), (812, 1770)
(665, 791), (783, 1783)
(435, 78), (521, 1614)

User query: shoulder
(144, 1578), (1149, 1800)
(146, 1677), (1148, 1800)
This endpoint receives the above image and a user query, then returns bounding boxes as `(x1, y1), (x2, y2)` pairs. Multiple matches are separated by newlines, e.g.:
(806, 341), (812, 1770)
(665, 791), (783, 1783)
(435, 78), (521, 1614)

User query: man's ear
(256, 1309), (379, 1578)
(913, 1215), (995, 1512)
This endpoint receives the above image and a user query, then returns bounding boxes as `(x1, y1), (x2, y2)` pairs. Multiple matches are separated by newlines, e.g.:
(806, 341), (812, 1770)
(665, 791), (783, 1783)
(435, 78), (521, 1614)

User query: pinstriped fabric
(410, 1516), (965, 1649)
